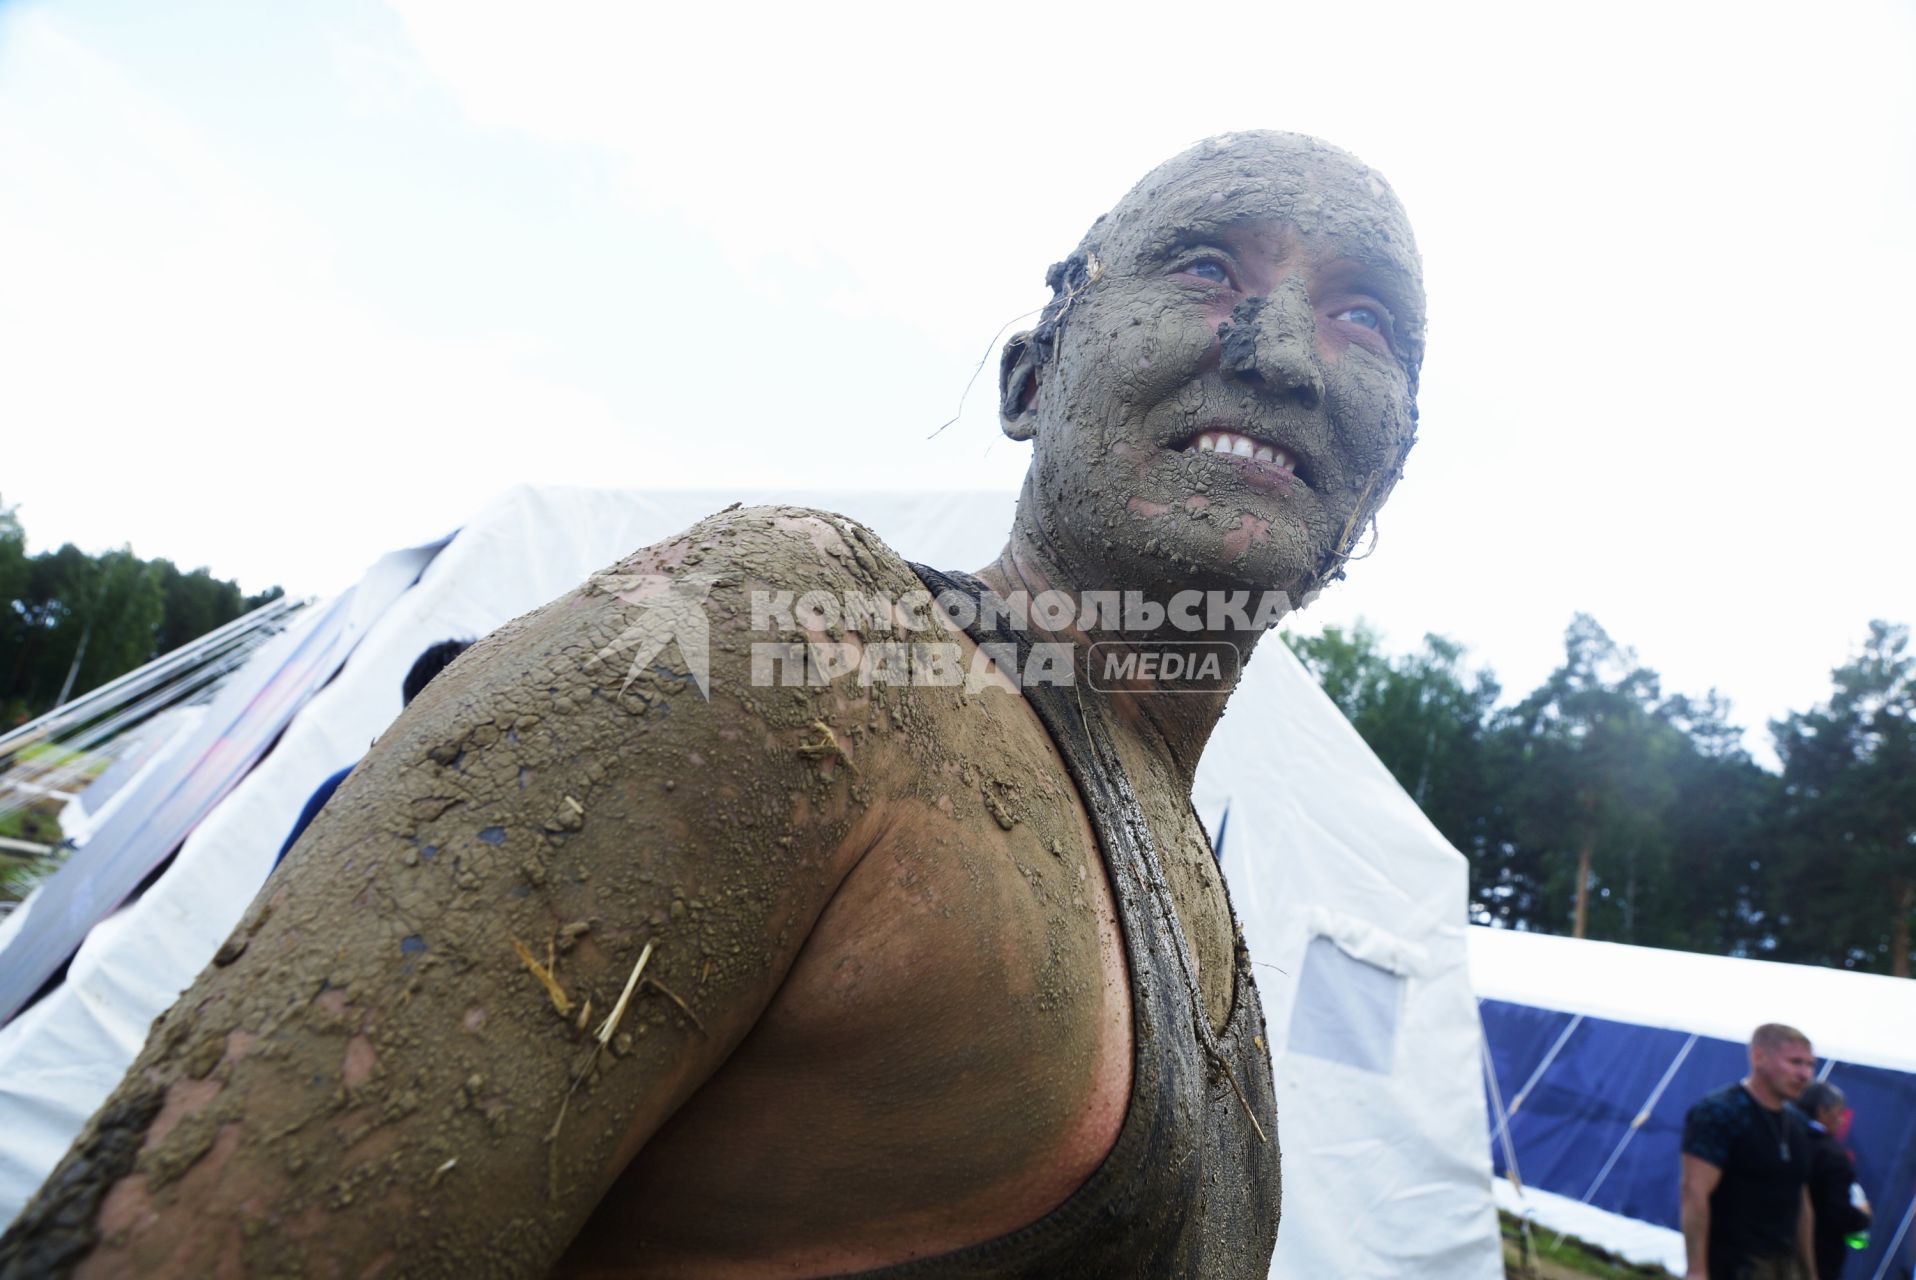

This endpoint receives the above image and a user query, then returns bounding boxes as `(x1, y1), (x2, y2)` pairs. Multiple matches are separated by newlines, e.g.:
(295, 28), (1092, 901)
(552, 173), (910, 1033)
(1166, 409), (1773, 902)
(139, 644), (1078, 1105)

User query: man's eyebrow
(1138, 216), (1241, 259)
(1339, 264), (1412, 302)
(1323, 257), (1420, 312)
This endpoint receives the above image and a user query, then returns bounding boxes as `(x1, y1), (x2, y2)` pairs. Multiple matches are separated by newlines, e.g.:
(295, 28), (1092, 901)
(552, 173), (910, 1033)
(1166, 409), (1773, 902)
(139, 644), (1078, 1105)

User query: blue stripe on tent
(1481, 999), (1916, 1280)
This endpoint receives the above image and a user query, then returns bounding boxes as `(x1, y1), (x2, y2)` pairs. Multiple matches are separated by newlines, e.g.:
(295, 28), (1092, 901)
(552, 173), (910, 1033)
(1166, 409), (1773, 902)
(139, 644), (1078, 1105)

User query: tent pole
(1479, 1006), (1535, 1275)
(0, 598), (302, 757)
(1578, 1033), (1698, 1206)
(1868, 1190), (1916, 1280)
(1504, 1012), (1584, 1131)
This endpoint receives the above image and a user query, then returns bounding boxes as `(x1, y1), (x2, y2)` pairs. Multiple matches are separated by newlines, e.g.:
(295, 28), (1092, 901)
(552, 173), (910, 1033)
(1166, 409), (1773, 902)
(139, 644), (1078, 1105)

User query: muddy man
(1, 131), (1425, 1278)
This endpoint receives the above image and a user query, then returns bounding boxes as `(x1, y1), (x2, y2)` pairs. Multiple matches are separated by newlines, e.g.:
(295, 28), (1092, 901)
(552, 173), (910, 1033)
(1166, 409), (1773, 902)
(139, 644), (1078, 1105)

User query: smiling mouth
(1181, 430), (1300, 477)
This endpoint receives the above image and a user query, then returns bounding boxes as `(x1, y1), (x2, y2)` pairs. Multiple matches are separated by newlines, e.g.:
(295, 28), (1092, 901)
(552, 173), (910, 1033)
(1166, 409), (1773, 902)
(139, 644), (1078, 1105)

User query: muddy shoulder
(0, 504), (981, 1278)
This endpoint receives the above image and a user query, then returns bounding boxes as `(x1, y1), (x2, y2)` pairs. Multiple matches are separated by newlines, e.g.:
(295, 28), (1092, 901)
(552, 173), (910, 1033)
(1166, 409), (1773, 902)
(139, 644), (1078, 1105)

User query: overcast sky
(2, 0), (1911, 762)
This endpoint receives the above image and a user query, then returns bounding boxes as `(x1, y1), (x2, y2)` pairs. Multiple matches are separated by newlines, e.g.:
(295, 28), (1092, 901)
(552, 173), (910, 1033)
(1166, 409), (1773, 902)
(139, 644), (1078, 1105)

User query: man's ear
(999, 331), (1040, 441)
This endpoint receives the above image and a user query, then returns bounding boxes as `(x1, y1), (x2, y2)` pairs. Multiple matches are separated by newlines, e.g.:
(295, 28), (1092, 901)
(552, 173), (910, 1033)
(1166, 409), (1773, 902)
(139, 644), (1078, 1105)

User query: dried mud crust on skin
(985, 133), (1422, 1039)
(0, 1090), (162, 1280)
(1015, 131), (1423, 613)
(557, 574), (1133, 1273)
(0, 505), (935, 1279)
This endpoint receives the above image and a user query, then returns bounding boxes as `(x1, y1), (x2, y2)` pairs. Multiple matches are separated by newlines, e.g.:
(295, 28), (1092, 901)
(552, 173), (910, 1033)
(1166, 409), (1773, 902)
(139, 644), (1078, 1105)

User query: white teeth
(1191, 430), (1297, 473)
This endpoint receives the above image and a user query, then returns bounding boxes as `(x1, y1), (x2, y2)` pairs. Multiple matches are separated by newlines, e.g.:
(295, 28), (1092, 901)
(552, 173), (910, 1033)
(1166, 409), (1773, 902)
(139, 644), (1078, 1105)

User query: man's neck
(976, 525), (1281, 790)
(1741, 1076), (1786, 1111)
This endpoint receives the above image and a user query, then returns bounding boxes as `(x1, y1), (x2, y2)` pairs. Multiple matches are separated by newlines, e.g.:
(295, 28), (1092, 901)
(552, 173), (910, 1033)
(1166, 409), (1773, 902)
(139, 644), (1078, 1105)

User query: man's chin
(1176, 542), (1326, 610)
(1118, 543), (1322, 634)
(1044, 494), (1325, 608)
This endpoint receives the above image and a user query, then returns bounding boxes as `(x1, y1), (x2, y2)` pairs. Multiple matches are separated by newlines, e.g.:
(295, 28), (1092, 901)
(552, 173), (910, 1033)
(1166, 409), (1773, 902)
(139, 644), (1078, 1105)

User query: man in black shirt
(1799, 1081), (1872, 1280)
(1681, 1023), (1818, 1279)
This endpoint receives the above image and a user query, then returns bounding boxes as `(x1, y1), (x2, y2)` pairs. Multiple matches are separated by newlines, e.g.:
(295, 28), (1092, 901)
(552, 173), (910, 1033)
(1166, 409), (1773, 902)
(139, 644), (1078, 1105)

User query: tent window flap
(1288, 933), (1404, 1074)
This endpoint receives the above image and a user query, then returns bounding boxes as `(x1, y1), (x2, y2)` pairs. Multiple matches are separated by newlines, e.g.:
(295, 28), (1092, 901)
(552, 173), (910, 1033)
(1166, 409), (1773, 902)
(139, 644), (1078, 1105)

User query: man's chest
(596, 702), (1142, 1268)
(1715, 1097), (1806, 1173)
(823, 684), (1237, 1039)
(766, 704), (1131, 1090)
(737, 681), (1237, 1146)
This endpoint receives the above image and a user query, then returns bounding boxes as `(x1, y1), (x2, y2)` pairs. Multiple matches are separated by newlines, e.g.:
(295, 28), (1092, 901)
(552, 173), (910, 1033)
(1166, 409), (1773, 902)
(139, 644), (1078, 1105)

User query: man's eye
(1178, 258), (1231, 285)
(1337, 306), (1382, 331)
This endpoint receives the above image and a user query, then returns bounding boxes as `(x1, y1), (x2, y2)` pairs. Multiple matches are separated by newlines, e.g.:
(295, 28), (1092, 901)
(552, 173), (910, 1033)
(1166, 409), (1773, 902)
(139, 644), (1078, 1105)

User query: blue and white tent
(1473, 926), (1916, 1279)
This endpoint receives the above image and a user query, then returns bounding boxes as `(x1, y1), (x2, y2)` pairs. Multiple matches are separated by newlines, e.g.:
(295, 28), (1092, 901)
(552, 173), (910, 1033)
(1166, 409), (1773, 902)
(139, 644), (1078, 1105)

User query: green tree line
(1286, 615), (1916, 977)
(1, 500), (284, 728)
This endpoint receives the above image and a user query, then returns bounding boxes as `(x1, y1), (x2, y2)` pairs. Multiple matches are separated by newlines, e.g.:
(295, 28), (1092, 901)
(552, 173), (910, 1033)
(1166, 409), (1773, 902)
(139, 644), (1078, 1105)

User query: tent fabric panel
(1501, 1015), (1693, 1208)
(1201, 625), (1500, 1279)
(1235, 912), (1499, 1279)
(1824, 1061), (1916, 1280)
(1482, 1001), (1748, 1230)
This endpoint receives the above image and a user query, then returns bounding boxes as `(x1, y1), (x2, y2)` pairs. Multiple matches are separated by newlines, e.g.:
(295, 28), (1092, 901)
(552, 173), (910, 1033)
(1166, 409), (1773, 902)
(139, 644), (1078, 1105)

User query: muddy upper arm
(8, 506), (925, 1279)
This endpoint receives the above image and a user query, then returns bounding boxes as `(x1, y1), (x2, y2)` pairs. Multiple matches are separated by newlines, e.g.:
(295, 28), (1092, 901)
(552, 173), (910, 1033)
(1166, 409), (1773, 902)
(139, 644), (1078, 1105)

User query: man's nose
(1219, 276), (1324, 409)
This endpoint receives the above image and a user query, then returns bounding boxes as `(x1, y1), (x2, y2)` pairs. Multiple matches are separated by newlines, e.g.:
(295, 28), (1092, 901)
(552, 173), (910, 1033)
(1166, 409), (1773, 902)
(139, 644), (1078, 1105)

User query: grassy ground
(0, 798), (68, 908)
(0, 739), (108, 907)
(0, 801), (65, 846)
(12, 741), (99, 773)
(1502, 1211), (1674, 1279)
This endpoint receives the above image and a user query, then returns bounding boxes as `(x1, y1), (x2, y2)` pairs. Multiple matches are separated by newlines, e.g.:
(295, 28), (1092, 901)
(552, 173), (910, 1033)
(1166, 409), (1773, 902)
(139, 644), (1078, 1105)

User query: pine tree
(1771, 622), (1916, 976)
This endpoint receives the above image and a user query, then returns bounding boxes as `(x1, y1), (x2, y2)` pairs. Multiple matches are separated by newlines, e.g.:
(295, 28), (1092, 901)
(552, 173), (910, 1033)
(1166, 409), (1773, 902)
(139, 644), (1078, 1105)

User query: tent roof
(1469, 926), (1916, 1074)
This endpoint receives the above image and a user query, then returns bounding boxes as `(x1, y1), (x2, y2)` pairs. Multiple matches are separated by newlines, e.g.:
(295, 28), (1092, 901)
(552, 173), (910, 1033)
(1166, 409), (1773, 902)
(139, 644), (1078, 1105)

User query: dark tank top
(840, 566), (1281, 1280)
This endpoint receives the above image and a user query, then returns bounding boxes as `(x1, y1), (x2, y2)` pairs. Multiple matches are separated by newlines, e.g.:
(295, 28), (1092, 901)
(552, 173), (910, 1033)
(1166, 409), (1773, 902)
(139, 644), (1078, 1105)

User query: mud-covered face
(1009, 132), (1426, 602)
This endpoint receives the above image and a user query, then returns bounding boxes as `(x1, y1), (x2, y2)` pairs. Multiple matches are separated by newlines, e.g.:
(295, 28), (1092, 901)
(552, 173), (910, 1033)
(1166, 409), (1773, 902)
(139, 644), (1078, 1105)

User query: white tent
(0, 485), (1503, 1278)
(1472, 928), (1916, 1279)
